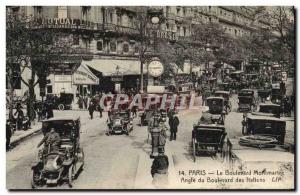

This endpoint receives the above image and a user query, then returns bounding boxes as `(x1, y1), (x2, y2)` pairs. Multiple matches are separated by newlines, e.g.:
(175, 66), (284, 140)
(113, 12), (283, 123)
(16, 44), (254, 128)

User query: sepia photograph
(5, 5), (295, 190)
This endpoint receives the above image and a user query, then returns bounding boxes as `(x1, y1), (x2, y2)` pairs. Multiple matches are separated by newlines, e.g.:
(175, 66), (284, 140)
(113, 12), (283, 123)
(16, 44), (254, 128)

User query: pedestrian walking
(97, 103), (103, 118)
(46, 103), (54, 119)
(131, 105), (137, 118)
(88, 102), (95, 119)
(14, 104), (24, 130)
(168, 112), (179, 141)
(6, 120), (12, 151)
(83, 95), (88, 109)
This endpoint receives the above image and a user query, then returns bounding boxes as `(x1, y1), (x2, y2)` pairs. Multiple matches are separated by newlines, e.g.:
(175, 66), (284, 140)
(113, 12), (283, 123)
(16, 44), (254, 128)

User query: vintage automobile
(225, 137), (294, 189)
(218, 82), (231, 92)
(237, 89), (256, 112)
(214, 91), (231, 114)
(241, 113), (286, 144)
(107, 110), (133, 135)
(31, 117), (84, 188)
(205, 97), (226, 125)
(257, 102), (281, 117)
(271, 83), (284, 104)
(192, 123), (227, 162)
(46, 93), (74, 111)
(257, 88), (271, 102)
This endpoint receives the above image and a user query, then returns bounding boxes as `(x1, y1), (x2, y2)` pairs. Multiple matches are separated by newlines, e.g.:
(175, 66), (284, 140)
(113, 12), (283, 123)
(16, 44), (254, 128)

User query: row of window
(96, 41), (139, 54)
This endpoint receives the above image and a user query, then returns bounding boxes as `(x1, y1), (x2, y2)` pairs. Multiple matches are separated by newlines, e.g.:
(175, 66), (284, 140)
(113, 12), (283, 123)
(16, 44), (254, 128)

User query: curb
(9, 126), (42, 149)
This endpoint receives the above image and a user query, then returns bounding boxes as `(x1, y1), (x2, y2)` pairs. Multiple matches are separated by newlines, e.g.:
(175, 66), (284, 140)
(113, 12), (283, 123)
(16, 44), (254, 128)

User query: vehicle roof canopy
(214, 91), (230, 95)
(247, 114), (284, 121)
(206, 96), (224, 100)
(42, 116), (80, 122)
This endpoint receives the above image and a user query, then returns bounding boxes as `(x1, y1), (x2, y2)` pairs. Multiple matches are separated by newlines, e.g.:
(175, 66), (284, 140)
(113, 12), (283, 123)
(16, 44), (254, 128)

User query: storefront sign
(147, 30), (177, 41)
(148, 60), (164, 77)
(73, 64), (99, 85)
(111, 76), (123, 82)
(54, 75), (72, 82)
(32, 18), (96, 30)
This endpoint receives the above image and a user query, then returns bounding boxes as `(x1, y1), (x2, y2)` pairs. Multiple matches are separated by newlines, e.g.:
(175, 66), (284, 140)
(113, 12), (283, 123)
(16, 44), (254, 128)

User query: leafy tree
(6, 11), (86, 121)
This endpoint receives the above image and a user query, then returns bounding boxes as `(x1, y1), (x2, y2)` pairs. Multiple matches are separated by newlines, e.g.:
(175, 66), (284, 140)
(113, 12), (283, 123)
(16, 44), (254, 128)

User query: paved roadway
(6, 94), (294, 189)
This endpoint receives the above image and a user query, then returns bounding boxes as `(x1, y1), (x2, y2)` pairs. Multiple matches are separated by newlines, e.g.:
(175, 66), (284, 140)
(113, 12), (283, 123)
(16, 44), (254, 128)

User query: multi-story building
(6, 6), (273, 99)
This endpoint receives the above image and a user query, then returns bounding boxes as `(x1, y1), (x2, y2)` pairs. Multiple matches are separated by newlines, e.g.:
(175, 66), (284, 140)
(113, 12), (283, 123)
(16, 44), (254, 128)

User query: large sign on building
(73, 64), (99, 85)
(31, 18), (97, 30)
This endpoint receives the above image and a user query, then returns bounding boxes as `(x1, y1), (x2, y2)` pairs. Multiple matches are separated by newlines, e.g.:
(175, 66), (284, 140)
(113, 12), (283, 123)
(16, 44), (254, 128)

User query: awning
(82, 59), (147, 76)
(73, 64), (99, 85)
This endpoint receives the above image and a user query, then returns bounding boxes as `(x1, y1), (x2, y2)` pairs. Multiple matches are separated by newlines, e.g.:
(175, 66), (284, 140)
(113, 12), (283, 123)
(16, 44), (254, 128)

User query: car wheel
(68, 165), (74, 188)
(192, 138), (196, 162)
(31, 170), (40, 189)
(58, 104), (65, 111)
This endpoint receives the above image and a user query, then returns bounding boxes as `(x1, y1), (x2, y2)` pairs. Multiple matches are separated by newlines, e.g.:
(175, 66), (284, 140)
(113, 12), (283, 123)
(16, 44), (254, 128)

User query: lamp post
(139, 8), (162, 94)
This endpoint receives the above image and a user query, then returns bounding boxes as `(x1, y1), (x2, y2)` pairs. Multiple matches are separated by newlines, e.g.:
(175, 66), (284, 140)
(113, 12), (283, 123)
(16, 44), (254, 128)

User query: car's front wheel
(58, 104), (65, 111)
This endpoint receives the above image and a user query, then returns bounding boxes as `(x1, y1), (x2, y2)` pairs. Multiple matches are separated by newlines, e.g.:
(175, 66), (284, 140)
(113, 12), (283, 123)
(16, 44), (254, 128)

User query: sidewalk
(9, 120), (42, 148)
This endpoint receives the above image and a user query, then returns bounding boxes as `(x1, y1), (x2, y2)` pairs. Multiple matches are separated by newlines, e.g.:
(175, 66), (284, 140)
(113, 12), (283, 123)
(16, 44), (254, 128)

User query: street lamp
(205, 42), (211, 71)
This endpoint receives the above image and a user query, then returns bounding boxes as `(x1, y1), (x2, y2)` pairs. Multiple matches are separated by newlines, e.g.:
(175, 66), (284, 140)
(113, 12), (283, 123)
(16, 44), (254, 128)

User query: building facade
(6, 6), (272, 99)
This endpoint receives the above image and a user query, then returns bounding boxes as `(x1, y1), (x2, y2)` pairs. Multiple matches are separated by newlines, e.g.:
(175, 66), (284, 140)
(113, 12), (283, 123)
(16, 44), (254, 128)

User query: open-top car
(214, 91), (231, 114)
(192, 123), (227, 162)
(107, 110), (133, 135)
(31, 117), (84, 188)
(205, 97), (226, 124)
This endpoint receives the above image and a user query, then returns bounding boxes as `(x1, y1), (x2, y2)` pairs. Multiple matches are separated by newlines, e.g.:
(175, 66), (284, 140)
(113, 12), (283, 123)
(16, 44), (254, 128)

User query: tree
(6, 11), (85, 121)
(268, 7), (295, 69)
(6, 13), (50, 120)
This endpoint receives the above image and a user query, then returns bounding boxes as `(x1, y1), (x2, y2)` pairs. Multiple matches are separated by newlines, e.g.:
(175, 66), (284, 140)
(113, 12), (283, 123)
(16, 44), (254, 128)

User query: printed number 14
(179, 171), (185, 176)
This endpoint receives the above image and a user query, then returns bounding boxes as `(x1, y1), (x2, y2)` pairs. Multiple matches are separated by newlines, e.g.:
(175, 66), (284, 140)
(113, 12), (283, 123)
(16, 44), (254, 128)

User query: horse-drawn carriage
(31, 117), (84, 188)
(191, 124), (227, 162)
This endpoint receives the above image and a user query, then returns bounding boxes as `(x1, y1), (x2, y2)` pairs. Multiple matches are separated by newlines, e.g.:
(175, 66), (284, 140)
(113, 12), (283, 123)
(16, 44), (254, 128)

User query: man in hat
(6, 120), (12, 151)
(88, 101), (96, 119)
(168, 112), (179, 141)
(37, 127), (61, 152)
(14, 104), (24, 130)
(151, 153), (169, 188)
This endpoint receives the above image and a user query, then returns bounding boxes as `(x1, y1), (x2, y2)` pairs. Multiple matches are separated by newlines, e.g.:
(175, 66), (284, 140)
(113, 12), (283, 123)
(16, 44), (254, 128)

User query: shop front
(73, 64), (99, 96)
(83, 58), (146, 93)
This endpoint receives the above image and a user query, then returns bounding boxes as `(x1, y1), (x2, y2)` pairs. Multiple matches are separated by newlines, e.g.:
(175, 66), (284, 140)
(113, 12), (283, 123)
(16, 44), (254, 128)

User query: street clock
(148, 60), (164, 77)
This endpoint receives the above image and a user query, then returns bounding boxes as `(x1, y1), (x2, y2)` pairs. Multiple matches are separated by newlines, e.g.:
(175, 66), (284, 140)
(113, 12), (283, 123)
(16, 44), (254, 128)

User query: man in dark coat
(168, 113), (179, 141)
(37, 128), (61, 152)
(14, 105), (24, 130)
(46, 103), (54, 119)
(88, 102), (95, 119)
(6, 120), (12, 151)
(151, 154), (169, 188)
